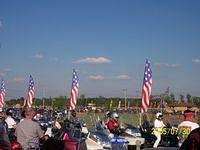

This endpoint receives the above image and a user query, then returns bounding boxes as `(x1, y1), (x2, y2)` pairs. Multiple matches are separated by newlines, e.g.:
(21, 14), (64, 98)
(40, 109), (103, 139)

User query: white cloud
(33, 54), (44, 59)
(4, 68), (11, 72)
(0, 72), (6, 76)
(74, 57), (111, 64)
(192, 58), (200, 64)
(14, 77), (25, 83)
(114, 75), (131, 80)
(88, 75), (105, 80)
(0, 69), (11, 77)
(154, 62), (181, 68)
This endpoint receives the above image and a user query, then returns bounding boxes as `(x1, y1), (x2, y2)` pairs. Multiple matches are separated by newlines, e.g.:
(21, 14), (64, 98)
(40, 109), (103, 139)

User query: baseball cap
(156, 112), (163, 118)
(184, 109), (195, 117)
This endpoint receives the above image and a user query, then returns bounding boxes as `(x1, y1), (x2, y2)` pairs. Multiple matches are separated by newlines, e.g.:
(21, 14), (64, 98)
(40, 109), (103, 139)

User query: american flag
(25, 75), (35, 108)
(0, 80), (6, 108)
(141, 59), (152, 113)
(70, 69), (79, 110)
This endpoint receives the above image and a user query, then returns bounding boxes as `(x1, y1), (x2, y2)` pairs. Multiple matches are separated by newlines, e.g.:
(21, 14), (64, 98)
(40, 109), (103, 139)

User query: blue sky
(0, 0), (200, 99)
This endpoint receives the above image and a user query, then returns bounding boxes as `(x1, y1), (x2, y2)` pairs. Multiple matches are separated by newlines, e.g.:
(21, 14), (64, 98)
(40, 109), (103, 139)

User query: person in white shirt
(153, 112), (165, 148)
(5, 108), (16, 130)
(178, 109), (199, 147)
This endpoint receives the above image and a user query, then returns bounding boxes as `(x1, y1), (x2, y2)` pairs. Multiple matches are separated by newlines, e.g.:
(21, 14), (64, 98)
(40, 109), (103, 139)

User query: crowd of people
(151, 109), (200, 149)
(0, 107), (89, 150)
(0, 107), (67, 150)
(0, 106), (199, 150)
(97, 109), (200, 149)
(0, 107), (45, 149)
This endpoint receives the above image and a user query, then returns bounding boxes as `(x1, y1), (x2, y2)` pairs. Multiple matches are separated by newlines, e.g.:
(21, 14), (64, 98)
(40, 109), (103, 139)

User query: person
(141, 114), (151, 133)
(98, 111), (112, 129)
(5, 108), (17, 142)
(153, 112), (165, 148)
(104, 111), (112, 124)
(69, 110), (78, 123)
(107, 112), (122, 135)
(0, 108), (11, 149)
(15, 108), (44, 149)
(188, 127), (200, 150)
(178, 109), (199, 147)
(20, 110), (25, 122)
(180, 127), (200, 150)
(5, 108), (16, 131)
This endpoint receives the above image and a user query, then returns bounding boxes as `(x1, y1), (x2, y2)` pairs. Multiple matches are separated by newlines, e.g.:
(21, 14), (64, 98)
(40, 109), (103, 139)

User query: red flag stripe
(69, 70), (79, 110)
(141, 59), (152, 113)
(0, 80), (5, 108)
(25, 76), (35, 108)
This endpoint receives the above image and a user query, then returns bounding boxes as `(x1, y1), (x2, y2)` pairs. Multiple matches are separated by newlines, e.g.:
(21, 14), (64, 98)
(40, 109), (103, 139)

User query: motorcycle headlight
(108, 133), (114, 139)
(133, 133), (141, 137)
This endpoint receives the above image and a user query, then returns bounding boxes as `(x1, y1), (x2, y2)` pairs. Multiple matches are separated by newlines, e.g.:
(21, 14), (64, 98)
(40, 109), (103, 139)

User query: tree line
(5, 93), (200, 109)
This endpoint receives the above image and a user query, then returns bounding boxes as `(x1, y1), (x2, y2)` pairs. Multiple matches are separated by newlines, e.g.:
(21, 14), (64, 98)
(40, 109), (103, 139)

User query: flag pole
(139, 92), (142, 127)
(139, 89), (143, 127)
(42, 88), (45, 108)
(67, 109), (71, 120)
(65, 89), (69, 120)
(139, 111), (142, 127)
(67, 92), (71, 120)
(139, 60), (146, 127)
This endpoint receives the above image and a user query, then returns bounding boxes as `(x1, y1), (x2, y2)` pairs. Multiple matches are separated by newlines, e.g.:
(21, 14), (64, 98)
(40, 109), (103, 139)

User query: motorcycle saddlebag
(64, 140), (87, 150)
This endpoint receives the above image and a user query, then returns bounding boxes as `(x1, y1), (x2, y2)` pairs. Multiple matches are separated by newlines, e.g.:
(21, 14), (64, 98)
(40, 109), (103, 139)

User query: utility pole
(42, 88), (45, 108)
(136, 90), (139, 112)
(123, 89), (127, 110)
(65, 89), (67, 107)
(51, 98), (54, 110)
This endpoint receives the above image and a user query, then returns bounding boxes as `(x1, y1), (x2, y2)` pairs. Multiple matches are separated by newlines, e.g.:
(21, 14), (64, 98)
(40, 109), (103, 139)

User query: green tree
(170, 93), (175, 102)
(79, 94), (86, 107)
(186, 94), (192, 103)
(179, 94), (185, 103)
(193, 97), (200, 106)
(160, 87), (171, 104)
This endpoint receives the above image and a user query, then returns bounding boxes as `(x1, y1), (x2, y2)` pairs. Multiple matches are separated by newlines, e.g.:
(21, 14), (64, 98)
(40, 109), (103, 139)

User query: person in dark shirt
(0, 108), (11, 149)
(180, 127), (200, 150)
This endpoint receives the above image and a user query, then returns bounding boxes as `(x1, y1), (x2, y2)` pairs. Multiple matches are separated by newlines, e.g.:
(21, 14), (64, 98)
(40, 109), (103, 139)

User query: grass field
(78, 112), (143, 130)
(77, 112), (200, 131)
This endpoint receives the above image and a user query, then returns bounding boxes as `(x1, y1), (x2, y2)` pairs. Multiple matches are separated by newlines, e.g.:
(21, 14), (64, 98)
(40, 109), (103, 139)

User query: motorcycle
(89, 120), (145, 150)
(41, 118), (88, 150)
(140, 122), (179, 148)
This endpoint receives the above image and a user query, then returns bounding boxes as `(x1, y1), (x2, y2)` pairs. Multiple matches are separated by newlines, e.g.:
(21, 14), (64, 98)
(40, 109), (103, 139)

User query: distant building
(168, 102), (199, 113)
(87, 103), (96, 110)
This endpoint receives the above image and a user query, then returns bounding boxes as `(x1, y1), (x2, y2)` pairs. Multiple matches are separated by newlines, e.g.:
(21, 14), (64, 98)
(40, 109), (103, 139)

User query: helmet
(105, 111), (111, 117)
(6, 108), (14, 116)
(156, 112), (163, 118)
(112, 112), (119, 119)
